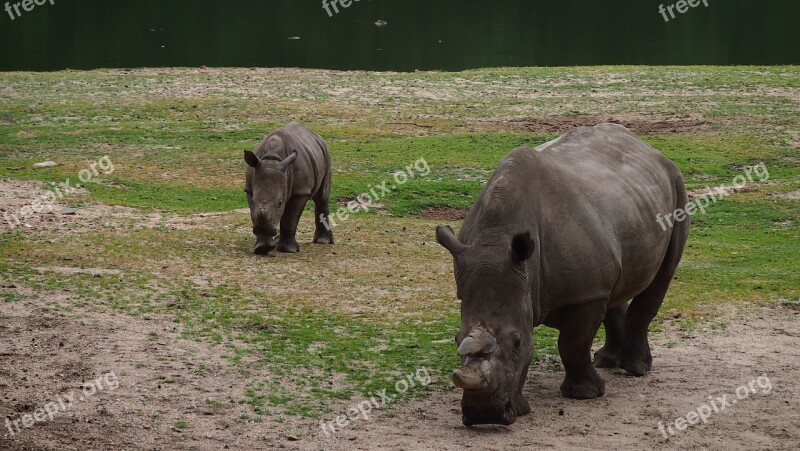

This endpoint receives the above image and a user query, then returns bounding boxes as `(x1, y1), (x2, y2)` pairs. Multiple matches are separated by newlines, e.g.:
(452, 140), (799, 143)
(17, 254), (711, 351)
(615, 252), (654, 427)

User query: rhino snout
(253, 210), (278, 236)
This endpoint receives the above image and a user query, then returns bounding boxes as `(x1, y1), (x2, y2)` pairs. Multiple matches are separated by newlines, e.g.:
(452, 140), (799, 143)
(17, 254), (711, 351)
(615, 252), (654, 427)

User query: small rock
(33, 161), (58, 169)
(288, 36), (301, 40)
(374, 20), (387, 27)
(60, 207), (77, 215)
(286, 435), (299, 441)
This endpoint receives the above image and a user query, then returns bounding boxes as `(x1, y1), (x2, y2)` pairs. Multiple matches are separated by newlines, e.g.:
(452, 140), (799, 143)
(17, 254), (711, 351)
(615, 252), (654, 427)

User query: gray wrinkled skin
(437, 124), (689, 426)
(244, 122), (334, 254)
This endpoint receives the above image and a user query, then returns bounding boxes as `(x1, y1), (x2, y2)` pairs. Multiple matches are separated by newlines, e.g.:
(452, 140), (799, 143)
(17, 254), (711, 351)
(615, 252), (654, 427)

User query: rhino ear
(244, 150), (260, 168)
(436, 225), (466, 256)
(278, 150), (298, 172)
(511, 231), (535, 263)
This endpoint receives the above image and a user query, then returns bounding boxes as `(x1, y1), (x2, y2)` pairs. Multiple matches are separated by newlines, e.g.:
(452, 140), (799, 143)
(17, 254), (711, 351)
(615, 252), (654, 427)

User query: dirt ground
(322, 305), (800, 451)
(1, 292), (798, 450)
(2, 180), (799, 450)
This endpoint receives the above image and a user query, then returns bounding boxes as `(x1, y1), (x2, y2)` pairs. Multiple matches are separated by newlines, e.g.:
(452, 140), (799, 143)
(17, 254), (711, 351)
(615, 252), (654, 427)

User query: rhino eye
(512, 332), (521, 349)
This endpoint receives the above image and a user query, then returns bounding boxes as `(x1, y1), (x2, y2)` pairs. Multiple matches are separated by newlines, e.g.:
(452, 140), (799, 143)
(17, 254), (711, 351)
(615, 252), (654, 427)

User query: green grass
(1, 66), (798, 418)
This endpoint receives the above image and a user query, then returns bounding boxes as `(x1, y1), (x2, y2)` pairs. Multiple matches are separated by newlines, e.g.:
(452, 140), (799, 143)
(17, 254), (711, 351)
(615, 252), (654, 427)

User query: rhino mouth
(254, 235), (277, 255)
(252, 225), (278, 237)
(461, 395), (518, 426)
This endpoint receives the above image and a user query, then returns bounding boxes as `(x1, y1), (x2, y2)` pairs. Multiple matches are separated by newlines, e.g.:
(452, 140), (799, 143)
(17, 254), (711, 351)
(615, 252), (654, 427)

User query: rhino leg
(276, 196), (307, 253)
(594, 302), (628, 368)
(620, 292), (659, 376)
(558, 301), (606, 400)
(313, 197), (335, 245)
(512, 359), (532, 417)
(620, 217), (688, 376)
(312, 169), (335, 245)
(620, 290), (664, 376)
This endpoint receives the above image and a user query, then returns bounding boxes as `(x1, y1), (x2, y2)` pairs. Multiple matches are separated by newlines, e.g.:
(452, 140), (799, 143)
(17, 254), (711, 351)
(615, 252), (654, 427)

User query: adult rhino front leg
(276, 196), (308, 253)
(557, 300), (606, 399)
(594, 302), (628, 368)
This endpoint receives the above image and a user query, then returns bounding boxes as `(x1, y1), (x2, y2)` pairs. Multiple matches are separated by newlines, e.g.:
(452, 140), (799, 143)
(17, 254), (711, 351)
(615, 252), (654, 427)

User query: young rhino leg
(276, 196), (308, 253)
(312, 196), (334, 245)
(312, 175), (335, 245)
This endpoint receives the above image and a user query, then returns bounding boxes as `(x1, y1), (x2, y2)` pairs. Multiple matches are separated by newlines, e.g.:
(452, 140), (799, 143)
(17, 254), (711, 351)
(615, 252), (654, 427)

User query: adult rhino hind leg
(619, 284), (665, 376)
(558, 301), (607, 399)
(276, 196), (308, 253)
(594, 302), (628, 368)
(620, 214), (689, 376)
(312, 193), (334, 245)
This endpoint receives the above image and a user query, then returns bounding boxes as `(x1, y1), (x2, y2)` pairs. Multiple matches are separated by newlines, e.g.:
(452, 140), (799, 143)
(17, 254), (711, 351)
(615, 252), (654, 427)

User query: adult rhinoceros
(244, 122), (334, 254)
(436, 123), (689, 426)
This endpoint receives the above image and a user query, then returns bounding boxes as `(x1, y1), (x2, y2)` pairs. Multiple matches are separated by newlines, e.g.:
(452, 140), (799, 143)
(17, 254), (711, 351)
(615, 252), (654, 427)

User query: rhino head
(436, 225), (536, 426)
(244, 150), (298, 238)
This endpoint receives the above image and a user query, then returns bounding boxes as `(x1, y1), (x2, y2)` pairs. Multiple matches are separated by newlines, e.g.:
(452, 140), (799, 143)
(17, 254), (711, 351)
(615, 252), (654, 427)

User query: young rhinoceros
(437, 124), (689, 426)
(244, 122), (334, 254)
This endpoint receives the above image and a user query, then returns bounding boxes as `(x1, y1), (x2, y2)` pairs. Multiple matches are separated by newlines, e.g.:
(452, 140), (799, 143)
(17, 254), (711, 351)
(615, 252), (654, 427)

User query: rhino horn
(436, 225), (467, 256)
(277, 150), (298, 172)
(453, 360), (492, 390)
(457, 325), (497, 357)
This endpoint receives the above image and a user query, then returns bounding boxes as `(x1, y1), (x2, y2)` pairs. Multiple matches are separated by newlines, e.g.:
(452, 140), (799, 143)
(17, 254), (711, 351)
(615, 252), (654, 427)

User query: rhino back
(252, 122), (331, 197)
(461, 124), (683, 315)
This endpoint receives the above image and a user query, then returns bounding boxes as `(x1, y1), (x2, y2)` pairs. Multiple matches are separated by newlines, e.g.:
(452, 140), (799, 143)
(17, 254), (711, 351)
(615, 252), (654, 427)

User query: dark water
(1, 0), (798, 71)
